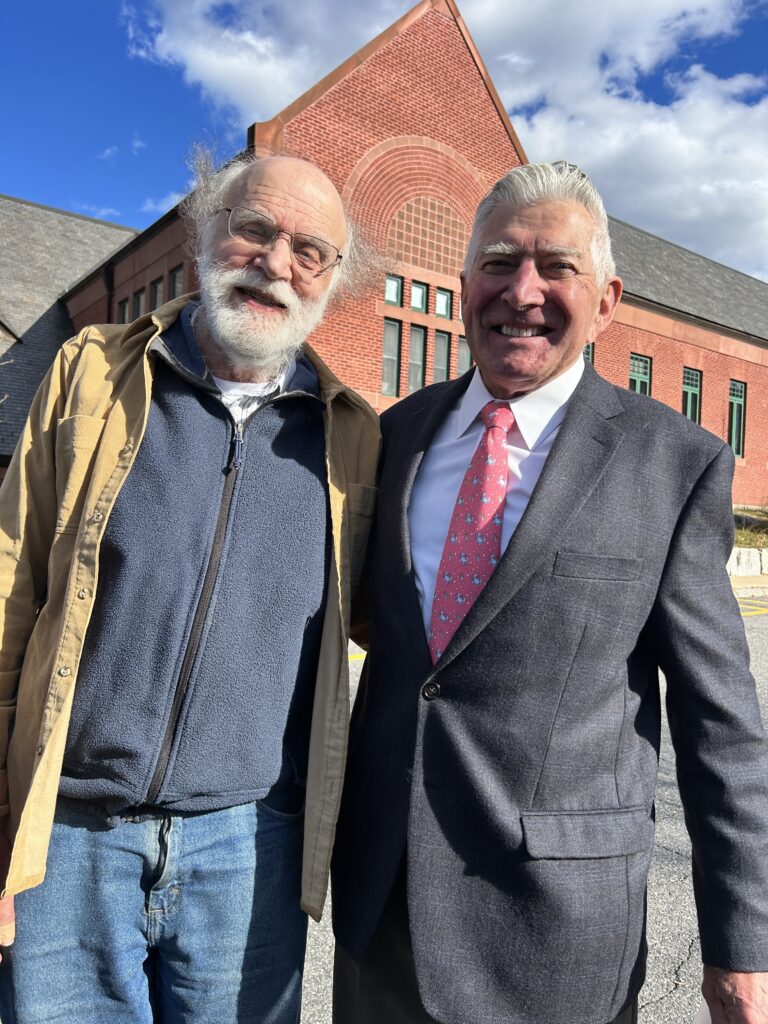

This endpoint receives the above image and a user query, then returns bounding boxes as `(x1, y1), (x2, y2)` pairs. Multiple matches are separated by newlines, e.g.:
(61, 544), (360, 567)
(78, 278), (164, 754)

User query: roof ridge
(0, 193), (137, 233)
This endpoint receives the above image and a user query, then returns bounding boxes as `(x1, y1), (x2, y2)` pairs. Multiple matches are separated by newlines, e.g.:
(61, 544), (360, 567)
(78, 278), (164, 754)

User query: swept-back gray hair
(180, 147), (381, 298)
(465, 161), (615, 285)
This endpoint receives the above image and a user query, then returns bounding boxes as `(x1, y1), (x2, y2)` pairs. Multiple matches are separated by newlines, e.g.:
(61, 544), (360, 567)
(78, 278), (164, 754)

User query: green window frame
(411, 281), (428, 313)
(728, 380), (746, 457)
(682, 367), (702, 424)
(434, 330), (451, 383)
(583, 342), (594, 364)
(384, 274), (403, 306)
(381, 319), (402, 397)
(629, 353), (651, 395)
(457, 335), (472, 375)
(116, 298), (129, 324)
(408, 325), (426, 393)
(132, 289), (146, 320)
(435, 288), (452, 319)
(150, 276), (164, 310)
(168, 264), (185, 299)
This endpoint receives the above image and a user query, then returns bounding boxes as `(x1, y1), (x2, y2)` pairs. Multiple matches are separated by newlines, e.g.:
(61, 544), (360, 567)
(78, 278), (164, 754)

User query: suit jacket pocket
(552, 551), (643, 581)
(522, 806), (654, 859)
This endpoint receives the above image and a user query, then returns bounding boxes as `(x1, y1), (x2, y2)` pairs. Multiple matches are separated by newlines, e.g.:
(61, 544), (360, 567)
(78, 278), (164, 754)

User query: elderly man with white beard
(0, 153), (380, 1024)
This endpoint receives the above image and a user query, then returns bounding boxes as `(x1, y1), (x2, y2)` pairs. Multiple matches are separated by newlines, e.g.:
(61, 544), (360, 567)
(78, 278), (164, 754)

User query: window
(411, 281), (428, 313)
(728, 380), (746, 457)
(150, 277), (164, 310)
(682, 368), (702, 424)
(117, 298), (129, 324)
(168, 264), (185, 299)
(435, 288), (453, 319)
(384, 275), (403, 306)
(132, 289), (146, 320)
(583, 343), (594, 364)
(381, 319), (401, 397)
(457, 335), (472, 375)
(434, 331), (451, 383)
(408, 325), (426, 393)
(629, 353), (651, 395)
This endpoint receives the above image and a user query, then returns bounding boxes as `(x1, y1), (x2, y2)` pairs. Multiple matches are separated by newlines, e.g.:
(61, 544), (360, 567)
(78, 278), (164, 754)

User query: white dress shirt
(408, 358), (585, 635)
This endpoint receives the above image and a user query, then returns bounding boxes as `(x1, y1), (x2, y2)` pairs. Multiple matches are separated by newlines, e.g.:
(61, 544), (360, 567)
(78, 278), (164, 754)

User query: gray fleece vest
(60, 305), (329, 814)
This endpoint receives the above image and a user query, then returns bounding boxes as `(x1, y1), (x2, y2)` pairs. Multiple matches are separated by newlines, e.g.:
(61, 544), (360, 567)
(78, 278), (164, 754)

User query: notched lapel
(435, 370), (627, 672)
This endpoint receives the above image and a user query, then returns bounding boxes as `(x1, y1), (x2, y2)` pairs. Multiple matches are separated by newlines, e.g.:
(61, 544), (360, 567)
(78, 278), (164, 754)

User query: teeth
(499, 326), (544, 337)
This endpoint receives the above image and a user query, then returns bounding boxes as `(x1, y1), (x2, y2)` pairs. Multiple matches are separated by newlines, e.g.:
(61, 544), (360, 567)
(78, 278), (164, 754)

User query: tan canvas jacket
(0, 294), (379, 930)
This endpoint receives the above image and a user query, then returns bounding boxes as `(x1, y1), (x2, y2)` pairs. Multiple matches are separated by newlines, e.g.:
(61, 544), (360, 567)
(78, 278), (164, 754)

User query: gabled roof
(610, 216), (768, 344)
(247, 0), (528, 165)
(0, 195), (136, 458)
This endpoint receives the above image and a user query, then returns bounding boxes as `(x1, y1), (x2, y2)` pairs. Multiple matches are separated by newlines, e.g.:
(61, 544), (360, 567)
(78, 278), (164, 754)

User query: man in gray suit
(331, 162), (768, 1024)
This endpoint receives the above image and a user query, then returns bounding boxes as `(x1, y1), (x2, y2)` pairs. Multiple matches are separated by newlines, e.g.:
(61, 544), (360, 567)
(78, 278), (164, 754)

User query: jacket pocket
(552, 552), (643, 581)
(55, 415), (105, 534)
(521, 806), (653, 859)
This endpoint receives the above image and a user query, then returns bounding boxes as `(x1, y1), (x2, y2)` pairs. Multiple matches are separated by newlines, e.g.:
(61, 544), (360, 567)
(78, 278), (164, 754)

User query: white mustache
(209, 264), (301, 313)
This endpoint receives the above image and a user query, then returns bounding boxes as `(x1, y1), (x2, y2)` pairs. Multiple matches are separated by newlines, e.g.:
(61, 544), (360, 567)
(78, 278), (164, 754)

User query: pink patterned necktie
(428, 400), (515, 663)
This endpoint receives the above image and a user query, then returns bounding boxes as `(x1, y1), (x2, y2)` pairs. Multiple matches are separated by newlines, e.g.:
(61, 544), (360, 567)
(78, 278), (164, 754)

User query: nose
(252, 232), (293, 282)
(501, 259), (545, 308)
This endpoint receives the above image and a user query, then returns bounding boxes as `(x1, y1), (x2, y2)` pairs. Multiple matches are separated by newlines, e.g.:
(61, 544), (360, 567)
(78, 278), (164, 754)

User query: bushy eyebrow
(478, 242), (583, 260)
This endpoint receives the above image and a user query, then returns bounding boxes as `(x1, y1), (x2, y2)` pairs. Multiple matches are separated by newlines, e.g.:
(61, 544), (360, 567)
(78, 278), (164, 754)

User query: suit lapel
(435, 367), (627, 673)
(382, 375), (473, 665)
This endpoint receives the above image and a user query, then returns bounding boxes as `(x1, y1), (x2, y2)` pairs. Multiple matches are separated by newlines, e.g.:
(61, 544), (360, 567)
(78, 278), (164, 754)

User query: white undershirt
(211, 358), (295, 425)
(408, 358), (585, 634)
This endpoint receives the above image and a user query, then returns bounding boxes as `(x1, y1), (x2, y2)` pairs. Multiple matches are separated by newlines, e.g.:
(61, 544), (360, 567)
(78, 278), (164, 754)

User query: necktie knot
(480, 401), (514, 435)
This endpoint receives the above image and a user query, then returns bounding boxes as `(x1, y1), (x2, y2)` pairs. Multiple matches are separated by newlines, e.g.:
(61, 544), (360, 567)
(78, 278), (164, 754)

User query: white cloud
(75, 203), (122, 219)
(141, 190), (185, 213)
(132, 133), (147, 154)
(97, 145), (118, 160)
(121, 0), (768, 279)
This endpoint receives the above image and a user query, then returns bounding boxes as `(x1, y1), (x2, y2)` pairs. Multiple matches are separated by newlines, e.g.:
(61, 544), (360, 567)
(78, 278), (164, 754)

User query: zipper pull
(231, 422), (244, 471)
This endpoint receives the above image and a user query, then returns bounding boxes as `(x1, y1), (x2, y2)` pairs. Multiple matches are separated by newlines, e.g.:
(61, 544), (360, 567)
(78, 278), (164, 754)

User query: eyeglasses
(219, 207), (343, 275)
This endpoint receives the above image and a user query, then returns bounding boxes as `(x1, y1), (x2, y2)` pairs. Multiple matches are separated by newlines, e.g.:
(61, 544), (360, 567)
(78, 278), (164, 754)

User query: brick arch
(342, 137), (489, 254)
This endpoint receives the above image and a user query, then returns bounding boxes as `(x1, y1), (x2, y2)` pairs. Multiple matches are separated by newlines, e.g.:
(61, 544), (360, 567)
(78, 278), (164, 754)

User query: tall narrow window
(435, 288), (453, 319)
(408, 325), (426, 393)
(583, 342), (594, 364)
(457, 335), (472, 375)
(132, 289), (146, 320)
(411, 281), (428, 313)
(434, 330), (451, 383)
(682, 368), (702, 424)
(629, 353), (651, 395)
(117, 298), (129, 324)
(728, 380), (746, 457)
(384, 275), (403, 306)
(382, 319), (401, 397)
(150, 277), (164, 310)
(168, 264), (185, 299)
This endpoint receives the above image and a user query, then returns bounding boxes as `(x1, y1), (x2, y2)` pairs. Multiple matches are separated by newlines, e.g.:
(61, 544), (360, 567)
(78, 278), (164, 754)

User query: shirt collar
(455, 357), (585, 451)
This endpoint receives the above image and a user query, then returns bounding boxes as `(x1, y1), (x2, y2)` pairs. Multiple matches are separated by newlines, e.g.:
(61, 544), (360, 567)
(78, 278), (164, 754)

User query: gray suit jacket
(332, 364), (768, 1024)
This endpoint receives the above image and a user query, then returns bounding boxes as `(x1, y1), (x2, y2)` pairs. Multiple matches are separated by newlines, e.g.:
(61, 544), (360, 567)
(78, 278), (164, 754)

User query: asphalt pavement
(301, 591), (768, 1024)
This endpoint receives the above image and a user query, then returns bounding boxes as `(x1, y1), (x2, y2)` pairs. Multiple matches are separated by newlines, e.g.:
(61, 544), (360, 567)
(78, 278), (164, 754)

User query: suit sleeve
(0, 347), (71, 828)
(650, 442), (768, 971)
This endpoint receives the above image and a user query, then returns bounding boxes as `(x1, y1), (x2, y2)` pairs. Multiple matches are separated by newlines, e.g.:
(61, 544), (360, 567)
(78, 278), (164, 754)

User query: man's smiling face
(460, 200), (622, 399)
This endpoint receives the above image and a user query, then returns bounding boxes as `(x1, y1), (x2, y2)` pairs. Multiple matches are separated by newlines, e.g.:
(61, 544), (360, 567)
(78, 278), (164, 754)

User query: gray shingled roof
(609, 216), (768, 344)
(0, 195), (136, 459)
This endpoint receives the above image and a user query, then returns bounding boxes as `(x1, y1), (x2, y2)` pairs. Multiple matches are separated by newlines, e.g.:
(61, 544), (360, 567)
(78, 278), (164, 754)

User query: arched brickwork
(388, 196), (469, 276)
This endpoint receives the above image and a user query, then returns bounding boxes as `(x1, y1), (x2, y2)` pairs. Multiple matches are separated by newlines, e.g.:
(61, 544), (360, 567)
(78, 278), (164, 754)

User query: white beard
(197, 255), (331, 373)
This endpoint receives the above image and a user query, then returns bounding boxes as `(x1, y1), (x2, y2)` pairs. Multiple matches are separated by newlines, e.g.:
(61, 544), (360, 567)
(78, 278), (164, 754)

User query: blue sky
(4, 0), (768, 278)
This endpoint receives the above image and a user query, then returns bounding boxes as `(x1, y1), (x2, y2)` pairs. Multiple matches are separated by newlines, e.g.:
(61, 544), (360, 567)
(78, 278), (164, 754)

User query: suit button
(405, 768), (413, 782)
(422, 681), (440, 701)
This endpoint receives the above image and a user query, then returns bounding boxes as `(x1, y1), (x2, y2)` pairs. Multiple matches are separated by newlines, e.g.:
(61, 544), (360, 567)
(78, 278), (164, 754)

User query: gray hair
(180, 146), (382, 299)
(464, 161), (615, 285)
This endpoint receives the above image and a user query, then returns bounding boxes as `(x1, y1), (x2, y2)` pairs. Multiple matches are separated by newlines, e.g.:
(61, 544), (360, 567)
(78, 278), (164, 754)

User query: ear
(592, 276), (623, 339)
(459, 270), (467, 305)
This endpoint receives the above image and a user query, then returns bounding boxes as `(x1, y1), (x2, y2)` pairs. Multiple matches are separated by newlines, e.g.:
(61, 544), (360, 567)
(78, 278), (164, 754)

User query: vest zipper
(144, 416), (244, 805)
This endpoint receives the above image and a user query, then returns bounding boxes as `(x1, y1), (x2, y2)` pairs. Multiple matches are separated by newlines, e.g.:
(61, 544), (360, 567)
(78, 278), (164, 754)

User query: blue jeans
(0, 797), (308, 1023)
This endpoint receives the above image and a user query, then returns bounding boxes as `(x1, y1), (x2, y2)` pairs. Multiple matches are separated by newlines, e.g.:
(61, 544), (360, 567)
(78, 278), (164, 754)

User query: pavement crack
(640, 935), (699, 1009)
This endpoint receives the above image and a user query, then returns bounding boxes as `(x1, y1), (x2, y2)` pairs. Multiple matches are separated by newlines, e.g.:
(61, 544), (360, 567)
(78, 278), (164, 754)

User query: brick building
(3, 0), (768, 503)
